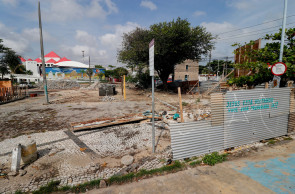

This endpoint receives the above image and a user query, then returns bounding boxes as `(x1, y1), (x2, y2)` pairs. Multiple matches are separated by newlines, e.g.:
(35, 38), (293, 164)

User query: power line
(218, 21), (295, 39)
(216, 22), (295, 41)
(216, 14), (295, 35)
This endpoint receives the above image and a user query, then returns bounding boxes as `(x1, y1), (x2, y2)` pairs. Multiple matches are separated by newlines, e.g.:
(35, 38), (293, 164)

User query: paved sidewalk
(88, 139), (295, 194)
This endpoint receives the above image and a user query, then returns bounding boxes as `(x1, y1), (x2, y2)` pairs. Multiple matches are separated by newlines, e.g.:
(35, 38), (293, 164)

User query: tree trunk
(159, 73), (169, 91)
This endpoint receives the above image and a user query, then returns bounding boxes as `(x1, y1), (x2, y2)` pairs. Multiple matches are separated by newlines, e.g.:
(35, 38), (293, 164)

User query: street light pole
(274, 0), (288, 88)
(89, 56), (91, 85)
(38, 1), (49, 104)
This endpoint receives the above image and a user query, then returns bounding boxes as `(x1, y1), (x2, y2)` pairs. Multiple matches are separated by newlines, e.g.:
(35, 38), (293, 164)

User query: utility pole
(89, 56), (91, 85)
(217, 59), (219, 77)
(82, 51), (85, 64)
(225, 56), (228, 76)
(274, 0), (288, 88)
(208, 50), (212, 75)
(38, 1), (49, 104)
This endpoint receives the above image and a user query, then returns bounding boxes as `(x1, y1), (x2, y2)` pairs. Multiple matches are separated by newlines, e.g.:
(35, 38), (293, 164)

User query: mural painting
(45, 67), (105, 80)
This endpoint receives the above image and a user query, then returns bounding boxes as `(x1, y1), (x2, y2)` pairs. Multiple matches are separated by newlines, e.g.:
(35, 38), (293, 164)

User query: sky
(0, 0), (295, 67)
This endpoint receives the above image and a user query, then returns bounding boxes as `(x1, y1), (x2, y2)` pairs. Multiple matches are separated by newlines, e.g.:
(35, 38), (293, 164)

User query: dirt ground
(0, 83), (206, 142)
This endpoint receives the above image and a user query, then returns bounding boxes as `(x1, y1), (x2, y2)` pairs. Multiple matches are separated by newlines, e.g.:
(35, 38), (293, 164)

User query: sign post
(271, 62), (287, 87)
(149, 39), (155, 153)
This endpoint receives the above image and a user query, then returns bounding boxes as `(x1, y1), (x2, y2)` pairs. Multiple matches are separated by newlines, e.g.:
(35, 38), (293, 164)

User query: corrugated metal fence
(170, 87), (293, 160)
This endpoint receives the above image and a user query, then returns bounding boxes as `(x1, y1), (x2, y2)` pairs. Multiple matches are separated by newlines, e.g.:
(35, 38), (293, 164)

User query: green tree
(118, 17), (215, 89)
(0, 39), (22, 79)
(113, 67), (128, 78)
(4, 49), (22, 74)
(230, 28), (295, 87)
(86, 68), (93, 84)
(206, 60), (234, 75)
(108, 65), (115, 70)
(95, 65), (104, 69)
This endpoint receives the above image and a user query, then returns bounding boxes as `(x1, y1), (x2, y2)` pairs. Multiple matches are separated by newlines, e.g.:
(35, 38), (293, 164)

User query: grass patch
(283, 136), (293, 141)
(268, 139), (276, 145)
(32, 181), (60, 194)
(182, 102), (189, 106)
(15, 161), (184, 194)
(108, 173), (135, 185)
(189, 160), (202, 167)
(203, 152), (228, 166)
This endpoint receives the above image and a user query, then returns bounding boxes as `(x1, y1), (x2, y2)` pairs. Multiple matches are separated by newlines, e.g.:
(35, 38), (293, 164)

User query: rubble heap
(80, 81), (100, 90)
(36, 80), (80, 90)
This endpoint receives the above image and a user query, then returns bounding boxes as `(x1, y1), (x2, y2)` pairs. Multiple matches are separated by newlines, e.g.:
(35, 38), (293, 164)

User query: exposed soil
(0, 83), (205, 142)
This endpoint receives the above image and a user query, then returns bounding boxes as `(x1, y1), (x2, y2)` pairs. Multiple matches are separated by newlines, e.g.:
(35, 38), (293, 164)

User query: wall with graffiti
(45, 67), (105, 80)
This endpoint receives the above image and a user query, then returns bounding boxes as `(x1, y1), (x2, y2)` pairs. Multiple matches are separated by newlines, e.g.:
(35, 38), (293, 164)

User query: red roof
(35, 58), (42, 63)
(44, 51), (61, 58)
(19, 57), (26, 62)
(46, 58), (57, 64)
(27, 58), (33, 61)
(56, 57), (71, 63)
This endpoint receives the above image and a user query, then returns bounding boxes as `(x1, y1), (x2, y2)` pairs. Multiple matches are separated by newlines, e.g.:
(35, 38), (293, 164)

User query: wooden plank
(71, 117), (147, 132)
(178, 87), (184, 123)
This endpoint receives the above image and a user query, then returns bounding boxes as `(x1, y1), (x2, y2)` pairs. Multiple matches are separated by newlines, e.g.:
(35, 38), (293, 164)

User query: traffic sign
(271, 62), (287, 76)
(149, 39), (154, 76)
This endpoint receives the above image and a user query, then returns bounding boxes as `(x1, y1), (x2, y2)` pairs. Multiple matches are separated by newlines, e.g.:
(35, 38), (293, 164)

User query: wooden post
(123, 75), (126, 100)
(265, 82), (269, 89)
(287, 81), (294, 87)
(178, 87), (184, 122)
(121, 76), (123, 95)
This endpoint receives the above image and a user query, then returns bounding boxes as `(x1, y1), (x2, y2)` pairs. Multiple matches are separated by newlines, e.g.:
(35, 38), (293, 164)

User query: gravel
(36, 80), (80, 90)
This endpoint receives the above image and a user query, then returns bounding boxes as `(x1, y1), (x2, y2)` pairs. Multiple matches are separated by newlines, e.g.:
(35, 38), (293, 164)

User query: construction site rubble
(102, 96), (115, 102)
(80, 81), (100, 90)
(36, 80), (80, 90)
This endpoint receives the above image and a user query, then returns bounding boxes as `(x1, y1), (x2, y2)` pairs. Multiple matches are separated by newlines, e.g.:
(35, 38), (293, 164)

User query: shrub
(202, 152), (227, 166)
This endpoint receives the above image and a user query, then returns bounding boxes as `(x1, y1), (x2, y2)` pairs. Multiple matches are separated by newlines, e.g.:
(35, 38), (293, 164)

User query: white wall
(25, 61), (40, 77)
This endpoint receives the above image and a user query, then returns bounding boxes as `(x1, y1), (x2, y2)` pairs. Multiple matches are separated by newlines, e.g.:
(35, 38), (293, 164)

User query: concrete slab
(233, 154), (295, 193)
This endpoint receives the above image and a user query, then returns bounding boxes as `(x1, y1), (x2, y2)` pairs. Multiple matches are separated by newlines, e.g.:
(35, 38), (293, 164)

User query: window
(186, 65), (188, 70)
(185, 75), (188, 81)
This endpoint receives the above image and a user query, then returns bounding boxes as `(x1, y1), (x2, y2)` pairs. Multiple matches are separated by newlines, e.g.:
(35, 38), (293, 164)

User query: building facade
(174, 60), (199, 81)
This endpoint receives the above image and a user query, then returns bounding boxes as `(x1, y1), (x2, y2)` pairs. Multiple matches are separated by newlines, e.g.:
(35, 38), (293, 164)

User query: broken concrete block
(21, 140), (37, 165)
(11, 144), (21, 172)
(121, 155), (134, 166)
(99, 180), (107, 188)
(19, 169), (27, 176)
(8, 171), (18, 177)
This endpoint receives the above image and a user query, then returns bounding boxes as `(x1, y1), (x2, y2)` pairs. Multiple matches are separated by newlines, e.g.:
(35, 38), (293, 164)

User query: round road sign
(271, 62), (287, 76)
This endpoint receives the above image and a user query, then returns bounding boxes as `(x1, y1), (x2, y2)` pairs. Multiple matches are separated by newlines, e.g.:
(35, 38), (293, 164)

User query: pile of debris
(102, 96), (115, 102)
(36, 80), (80, 90)
(80, 81), (100, 90)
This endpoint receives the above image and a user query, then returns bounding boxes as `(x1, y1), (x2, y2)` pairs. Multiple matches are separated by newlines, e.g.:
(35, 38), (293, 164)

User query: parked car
(19, 83), (33, 88)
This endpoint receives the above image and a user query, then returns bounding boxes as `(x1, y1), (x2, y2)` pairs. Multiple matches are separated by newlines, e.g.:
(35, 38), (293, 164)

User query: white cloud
(140, 1), (157, 11)
(1, 0), (18, 6)
(75, 30), (98, 47)
(100, 22), (139, 49)
(39, 0), (118, 22)
(201, 21), (235, 35)
(58, 22), (139, 66)
(0, 22), (31, 55)
(22, 28), (54, 42)
(105, 0), (118, 14)
(193, 11), (206, 17)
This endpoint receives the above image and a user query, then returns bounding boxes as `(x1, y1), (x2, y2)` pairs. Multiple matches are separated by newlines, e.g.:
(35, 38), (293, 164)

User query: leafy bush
(182, 102), (189, 106)
(202, 152), (227, 166)
(189, 160), (202, 167)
